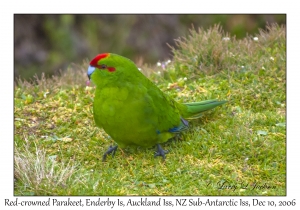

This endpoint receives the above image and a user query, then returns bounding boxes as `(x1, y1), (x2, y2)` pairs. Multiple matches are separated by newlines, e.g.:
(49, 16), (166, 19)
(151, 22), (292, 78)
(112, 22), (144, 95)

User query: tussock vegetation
(170, 24), (285, 75)
(14, 143), (88, 195)
(14, 23), (286, 195)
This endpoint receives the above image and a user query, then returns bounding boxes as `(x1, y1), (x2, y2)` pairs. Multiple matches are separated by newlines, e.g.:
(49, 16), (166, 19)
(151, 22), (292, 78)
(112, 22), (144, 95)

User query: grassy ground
(14, 24), (286, 195)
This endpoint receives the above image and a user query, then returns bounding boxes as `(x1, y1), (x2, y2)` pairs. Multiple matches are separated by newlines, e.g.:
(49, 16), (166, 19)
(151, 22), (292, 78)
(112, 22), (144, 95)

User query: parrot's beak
(87, 65), (96, 80)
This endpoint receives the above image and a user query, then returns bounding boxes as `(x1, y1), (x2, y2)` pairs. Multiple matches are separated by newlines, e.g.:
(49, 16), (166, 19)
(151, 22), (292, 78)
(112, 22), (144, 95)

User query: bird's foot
(102, 145), (118, 162)
(154, 144), (168, 160)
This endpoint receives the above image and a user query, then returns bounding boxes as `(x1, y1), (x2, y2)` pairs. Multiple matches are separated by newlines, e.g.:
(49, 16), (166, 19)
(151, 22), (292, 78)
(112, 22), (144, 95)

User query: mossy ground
(14, 24), (285, 195)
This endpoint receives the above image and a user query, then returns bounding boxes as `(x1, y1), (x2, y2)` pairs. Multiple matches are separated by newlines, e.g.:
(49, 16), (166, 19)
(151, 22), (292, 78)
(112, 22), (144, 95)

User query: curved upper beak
(87, 65), (96, 80)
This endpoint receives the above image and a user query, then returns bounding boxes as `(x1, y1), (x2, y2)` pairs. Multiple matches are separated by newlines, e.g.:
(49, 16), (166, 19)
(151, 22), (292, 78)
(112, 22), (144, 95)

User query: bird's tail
(180, 99), (227, 120)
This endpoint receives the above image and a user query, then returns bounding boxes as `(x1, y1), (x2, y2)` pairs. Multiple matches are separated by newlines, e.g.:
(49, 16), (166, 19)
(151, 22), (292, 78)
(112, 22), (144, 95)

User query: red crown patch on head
(90, 53), (109, 66)
(89, 53), (116, 72)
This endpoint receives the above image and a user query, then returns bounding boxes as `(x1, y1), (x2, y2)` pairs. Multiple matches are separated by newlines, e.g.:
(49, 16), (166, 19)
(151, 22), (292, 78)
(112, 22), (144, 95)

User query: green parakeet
(87, 53), (226, 161)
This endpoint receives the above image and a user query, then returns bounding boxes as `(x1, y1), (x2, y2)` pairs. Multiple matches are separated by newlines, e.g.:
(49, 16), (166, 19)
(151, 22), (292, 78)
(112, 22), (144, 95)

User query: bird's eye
(101, 64), (107, 69)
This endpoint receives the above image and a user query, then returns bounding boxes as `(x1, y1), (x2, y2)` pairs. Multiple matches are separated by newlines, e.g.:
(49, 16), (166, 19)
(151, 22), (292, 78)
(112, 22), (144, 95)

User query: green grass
(14, 24), (286, 195)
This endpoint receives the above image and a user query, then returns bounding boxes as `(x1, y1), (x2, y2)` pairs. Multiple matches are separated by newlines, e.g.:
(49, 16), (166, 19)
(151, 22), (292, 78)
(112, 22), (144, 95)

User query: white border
(2, 1), (298, 209)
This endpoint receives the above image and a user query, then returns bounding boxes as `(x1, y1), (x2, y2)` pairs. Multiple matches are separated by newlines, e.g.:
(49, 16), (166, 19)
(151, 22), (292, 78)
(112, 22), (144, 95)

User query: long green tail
(181, 99), (227, 119)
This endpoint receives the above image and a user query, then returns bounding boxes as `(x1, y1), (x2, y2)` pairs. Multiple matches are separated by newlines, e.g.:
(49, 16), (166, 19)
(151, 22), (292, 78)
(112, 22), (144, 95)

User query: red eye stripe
(92, 64), (116, 72)
(107, 67), (116, 72)
(90, 53), (109, 66)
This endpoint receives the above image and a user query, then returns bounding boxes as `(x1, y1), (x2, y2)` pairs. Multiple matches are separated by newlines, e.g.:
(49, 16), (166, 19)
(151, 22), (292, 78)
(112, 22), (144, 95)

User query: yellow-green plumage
(87, 53), (226, 160)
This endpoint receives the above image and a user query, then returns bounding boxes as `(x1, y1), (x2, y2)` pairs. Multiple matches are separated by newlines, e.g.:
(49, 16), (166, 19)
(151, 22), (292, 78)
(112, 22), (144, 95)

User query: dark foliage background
(14, 14), (285, 80)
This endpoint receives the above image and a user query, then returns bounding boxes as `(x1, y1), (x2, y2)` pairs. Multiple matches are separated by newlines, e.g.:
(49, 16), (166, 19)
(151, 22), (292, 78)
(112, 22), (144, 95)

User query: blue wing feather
(168, 117), (189, 133)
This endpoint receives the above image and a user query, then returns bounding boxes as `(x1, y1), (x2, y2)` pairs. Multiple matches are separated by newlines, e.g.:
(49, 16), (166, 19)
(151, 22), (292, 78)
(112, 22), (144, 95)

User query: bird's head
(87, 53), (116, 80)
(87, 53), (138, 86)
